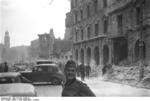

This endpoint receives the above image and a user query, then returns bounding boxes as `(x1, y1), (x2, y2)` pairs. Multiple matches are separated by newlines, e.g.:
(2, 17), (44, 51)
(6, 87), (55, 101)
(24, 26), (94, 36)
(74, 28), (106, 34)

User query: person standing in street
(86, 63), (91, 79)
(61, 60), (96, 97)
(4, 62), (9, 72)
(80, 63), (85, 81)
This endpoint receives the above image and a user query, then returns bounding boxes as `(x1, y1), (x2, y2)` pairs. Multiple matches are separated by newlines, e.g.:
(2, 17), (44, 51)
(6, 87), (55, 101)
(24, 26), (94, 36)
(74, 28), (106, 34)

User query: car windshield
(36, 61), (53, 64)
(35, 65), (58, 72)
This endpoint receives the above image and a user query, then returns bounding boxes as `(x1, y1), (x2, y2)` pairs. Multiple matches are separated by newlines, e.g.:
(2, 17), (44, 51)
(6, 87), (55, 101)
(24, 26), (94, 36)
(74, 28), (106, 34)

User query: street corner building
(65, 0), (150, 67)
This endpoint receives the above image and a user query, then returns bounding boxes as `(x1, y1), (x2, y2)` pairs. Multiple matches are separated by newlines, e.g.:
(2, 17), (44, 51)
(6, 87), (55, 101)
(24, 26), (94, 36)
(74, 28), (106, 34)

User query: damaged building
(66, 0), (150, 66)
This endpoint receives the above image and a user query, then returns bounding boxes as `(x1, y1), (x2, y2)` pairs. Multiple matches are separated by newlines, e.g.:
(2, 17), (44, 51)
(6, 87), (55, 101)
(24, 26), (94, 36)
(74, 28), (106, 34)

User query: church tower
(4, 30), (10, 48)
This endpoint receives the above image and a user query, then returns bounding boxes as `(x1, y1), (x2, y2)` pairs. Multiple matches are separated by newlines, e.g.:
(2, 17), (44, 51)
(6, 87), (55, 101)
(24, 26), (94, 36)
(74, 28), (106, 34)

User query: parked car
(0, 83), (36, 96)
(0, 72), (32, 84)
(36, 59), (54, 65)
(21, 63), (65, 85)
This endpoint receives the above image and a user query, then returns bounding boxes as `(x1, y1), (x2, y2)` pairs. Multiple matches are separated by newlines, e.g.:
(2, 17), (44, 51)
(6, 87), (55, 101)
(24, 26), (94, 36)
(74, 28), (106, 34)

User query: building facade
(66, 0), (150, 66)
(38, 29), (55, 59)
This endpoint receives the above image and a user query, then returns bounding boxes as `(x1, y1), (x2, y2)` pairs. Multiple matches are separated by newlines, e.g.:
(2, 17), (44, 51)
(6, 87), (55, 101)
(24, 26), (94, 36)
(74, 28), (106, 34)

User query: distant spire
(50, 28), (55, 39)
(4, 30), (10, 48)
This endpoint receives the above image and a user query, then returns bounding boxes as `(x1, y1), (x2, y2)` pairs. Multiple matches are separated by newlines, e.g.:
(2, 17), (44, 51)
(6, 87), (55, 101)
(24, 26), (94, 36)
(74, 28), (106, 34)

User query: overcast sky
(0, 0), (70, 47)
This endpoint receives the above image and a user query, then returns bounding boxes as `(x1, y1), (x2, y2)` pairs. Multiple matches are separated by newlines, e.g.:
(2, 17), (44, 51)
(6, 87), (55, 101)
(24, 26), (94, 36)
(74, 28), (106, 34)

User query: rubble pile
(106, 66), (143, 87)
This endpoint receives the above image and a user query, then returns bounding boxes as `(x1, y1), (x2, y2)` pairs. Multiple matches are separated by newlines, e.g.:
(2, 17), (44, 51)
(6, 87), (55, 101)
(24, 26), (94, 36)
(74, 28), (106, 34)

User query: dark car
(0, 72), (32, 84)
(0, 83), (36, 96)
(21, 63), (65, 85)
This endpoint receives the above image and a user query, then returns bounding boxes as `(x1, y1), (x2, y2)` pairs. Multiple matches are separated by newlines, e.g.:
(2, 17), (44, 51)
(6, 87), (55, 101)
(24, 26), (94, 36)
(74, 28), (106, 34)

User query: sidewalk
(78, 77), (150, 97)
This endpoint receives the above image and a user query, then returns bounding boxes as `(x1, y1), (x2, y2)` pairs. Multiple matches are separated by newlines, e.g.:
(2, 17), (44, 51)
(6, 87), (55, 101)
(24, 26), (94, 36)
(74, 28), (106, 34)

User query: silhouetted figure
(86, 64), (91, 79)
(76, 64), (80, 77)
(80, 63), (85, 81)
(4, 62), (9, 72)
(0, 63), (4, 72)
(102, 64), (107, 76)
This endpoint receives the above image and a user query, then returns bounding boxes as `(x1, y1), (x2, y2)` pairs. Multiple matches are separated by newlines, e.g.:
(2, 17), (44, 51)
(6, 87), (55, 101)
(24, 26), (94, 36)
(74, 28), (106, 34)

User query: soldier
(76, 64), (80, 77)
(86, 63), (91, 79)
(61, 60), (95, 97)
(80, 63), (85, 81)
(4, 62), (9, 72)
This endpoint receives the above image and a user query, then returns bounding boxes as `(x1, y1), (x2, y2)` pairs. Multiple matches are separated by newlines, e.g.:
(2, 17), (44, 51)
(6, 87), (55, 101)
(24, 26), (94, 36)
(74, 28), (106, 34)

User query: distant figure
(4, 62), (9, 72)
(80, 63), (85, 81)
(102, 64), (107, 76)
(61, 60), (95, 97)
(86, 64), (91, 79)
(76, 64), (80, 77)
(0, 63), (4, 72)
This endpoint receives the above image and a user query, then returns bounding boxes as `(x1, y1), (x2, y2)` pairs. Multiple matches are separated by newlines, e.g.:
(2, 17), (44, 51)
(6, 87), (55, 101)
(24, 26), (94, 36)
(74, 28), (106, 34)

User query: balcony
(105, 0), (133, 15)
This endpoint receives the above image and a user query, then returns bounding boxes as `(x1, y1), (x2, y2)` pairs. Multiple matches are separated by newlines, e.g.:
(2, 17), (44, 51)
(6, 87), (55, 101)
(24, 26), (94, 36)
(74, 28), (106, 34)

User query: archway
(94, 46), (99, 65)
(87, 47), (91, 64)
(103, 45), (109, 65)
(80, 49), (84, 64)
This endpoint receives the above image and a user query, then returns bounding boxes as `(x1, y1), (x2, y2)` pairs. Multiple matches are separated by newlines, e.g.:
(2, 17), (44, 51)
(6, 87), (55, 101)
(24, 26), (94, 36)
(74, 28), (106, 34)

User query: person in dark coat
(0, 63), (3, 72)
(86, 63), (91, 79)
(61, 60), (95, 97)
(4, 62), (9, 72)
(102, 64), (107, 76)
(80, 63), (85, 81)
(76, 64), (80, 77)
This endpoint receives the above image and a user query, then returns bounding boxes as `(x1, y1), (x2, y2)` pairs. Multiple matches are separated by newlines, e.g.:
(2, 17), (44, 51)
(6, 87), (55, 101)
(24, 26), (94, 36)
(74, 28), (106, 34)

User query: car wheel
(51, 78), (61, 85)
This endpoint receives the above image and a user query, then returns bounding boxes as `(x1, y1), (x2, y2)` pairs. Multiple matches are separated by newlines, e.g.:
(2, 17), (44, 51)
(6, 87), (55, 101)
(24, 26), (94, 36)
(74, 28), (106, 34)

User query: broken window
(104, 20), (108, 34)
(103, 0), (107, 8)
(75, 31), (78, 41)
(136, 6), (142, 25)
(80, 9), (83, 20)
(81, 29), (84, 40)
(117, 14), (123, 33)
(94, 0), (98, 13)
(95, 23), (99, 36)
(87, 5), (90, 17)
(87, 26), (91, 39)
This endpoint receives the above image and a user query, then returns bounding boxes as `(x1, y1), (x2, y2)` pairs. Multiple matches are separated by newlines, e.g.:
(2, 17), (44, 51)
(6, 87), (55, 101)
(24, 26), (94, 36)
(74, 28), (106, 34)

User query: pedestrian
(4, 62), (9, 72)
(61, 60), (96, 97)
(102, 64), (107, 76)
(0, 63), (3, 72)
(86, 63), (91, 79)
(80, 63), (85, 81)
(77, 65), (80, 77)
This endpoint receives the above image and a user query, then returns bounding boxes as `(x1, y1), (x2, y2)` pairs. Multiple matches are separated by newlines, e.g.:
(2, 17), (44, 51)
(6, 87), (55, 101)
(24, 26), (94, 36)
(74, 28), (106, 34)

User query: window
(71, 0), (74, 9)
(136, 7), (142, 25)
(75, 31), (78, 41)
(94, 0), (98, 13)
(75, 12), (78, 23)
(103, 0), (107, 8)
(80, 9), (83, 20)
(81, 29), (84, 40)
(117, 14), (123, 33)
(87, 26), (91, 39)
(75, 0), (77, 7)
(95, 23), (99, 36)
(87, 5), (90, 17)
(104, 20), (108, 34)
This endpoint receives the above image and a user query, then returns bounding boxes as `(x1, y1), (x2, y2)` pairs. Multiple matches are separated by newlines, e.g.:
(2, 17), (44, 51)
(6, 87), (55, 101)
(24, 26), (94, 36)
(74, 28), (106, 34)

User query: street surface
(35, 77), (150, 97)
(35, 85), (62, 97)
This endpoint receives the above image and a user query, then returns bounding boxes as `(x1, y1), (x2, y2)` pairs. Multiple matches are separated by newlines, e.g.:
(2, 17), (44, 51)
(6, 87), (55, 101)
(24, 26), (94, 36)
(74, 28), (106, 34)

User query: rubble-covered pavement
(104, 65), (150, 89)
(82, 76), (150, 97)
